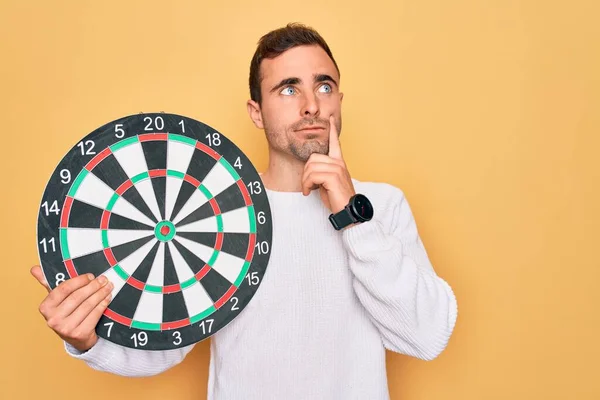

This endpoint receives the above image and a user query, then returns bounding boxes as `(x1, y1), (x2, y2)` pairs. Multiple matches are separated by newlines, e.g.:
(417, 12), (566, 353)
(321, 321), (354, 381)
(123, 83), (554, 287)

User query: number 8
(55, 273), (65, 285)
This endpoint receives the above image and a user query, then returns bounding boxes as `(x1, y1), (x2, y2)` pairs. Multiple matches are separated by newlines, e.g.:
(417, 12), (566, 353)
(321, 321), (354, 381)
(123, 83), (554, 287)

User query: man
(31, 23), (457, 399)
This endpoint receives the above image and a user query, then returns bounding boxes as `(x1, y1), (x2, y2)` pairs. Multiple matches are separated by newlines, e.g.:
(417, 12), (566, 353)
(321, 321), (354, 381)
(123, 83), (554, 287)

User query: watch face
(352, 194), (374, 221)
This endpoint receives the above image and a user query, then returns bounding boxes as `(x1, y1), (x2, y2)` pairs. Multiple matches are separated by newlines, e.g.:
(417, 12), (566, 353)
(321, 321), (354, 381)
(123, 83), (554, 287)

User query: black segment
(198, 267), (232, 302)
(175, 232), (248, 260)
(175, 232), (216, 248)
(120, 186), (159, 224)
(141, 140), (167, 220)
(108, 212), (153, 230)
(163, 291), (190, 323)
(169, 180), (197, 222)
(213, 183), (246, 214)
(175, 201), (214, 228)
(92, 153), (158, 223)
(163, 243), (180, 286)
(111, 235), (155, 263)
(171, 239), (207, 275)
(151, 176), (167, 220)
(131, 241), (160, 283)
(109, 284), (143, 319)
(68, 199), (103, 228)
(71, 250), (112, 279)
(91, 154), (130, 191)
(221, 233), (250, 259)
(186, 148), (217, 185)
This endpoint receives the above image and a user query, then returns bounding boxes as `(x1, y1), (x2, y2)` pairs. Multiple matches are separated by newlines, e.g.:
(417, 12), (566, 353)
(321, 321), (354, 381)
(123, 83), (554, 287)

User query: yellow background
(1, 0), (598, 399)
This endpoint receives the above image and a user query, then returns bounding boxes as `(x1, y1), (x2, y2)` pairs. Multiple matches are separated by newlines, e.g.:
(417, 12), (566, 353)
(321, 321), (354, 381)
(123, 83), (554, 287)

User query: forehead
(259, 44), (339, 84)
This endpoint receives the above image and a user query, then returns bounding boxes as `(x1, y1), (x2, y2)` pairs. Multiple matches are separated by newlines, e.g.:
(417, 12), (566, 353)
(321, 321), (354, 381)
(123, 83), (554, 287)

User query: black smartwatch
(329, 194), (374, 230)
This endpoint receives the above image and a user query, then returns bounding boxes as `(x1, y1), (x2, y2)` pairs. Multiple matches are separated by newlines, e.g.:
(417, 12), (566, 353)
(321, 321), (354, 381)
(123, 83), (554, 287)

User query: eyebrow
(269, 73), (339, 93)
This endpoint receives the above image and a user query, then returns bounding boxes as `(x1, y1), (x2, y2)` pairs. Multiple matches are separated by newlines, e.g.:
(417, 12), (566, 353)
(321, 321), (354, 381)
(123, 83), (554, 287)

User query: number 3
(172, 331), (182, 345)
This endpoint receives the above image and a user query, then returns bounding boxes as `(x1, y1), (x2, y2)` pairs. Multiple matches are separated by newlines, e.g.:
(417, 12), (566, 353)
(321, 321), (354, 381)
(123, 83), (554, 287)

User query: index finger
(328, 115), (343, 160)
(30, 265), (50, 293)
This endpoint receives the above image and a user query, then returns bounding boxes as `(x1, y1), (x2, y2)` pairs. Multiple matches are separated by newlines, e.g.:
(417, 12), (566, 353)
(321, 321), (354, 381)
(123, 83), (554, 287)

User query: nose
(300, 92), (320, 117)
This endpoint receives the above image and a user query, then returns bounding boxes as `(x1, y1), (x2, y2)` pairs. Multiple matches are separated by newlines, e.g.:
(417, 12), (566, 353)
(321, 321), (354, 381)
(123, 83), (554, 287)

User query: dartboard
(36, 112), (272, 350)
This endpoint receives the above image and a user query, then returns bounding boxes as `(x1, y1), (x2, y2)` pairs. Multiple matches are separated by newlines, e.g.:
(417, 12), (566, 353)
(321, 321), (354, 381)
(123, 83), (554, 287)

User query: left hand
(302, 115), (355, 213)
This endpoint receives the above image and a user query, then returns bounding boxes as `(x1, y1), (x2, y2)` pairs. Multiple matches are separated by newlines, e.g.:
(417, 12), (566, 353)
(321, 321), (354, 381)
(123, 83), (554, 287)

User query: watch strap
(329, 207), (355, 230)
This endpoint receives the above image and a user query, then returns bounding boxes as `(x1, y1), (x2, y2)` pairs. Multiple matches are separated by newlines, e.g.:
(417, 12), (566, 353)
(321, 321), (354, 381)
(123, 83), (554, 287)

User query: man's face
(248, 44), (343, 162)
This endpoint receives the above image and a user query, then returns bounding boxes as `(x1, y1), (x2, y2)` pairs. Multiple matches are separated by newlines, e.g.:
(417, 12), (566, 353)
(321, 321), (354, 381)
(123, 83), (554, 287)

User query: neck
(260, 148), (306, 192)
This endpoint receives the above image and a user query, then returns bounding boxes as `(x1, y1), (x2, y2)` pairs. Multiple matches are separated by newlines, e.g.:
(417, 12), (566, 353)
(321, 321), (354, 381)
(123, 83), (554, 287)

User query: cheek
(262, 101), (297, 131)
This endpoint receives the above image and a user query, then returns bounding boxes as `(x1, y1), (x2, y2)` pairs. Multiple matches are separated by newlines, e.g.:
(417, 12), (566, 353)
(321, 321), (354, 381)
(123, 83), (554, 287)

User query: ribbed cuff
(341, 219), (399, 263)
(64, 338), (114, 369)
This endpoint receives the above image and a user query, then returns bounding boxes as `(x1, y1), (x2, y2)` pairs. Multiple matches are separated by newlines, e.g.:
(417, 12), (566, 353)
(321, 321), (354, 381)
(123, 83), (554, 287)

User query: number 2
(230, 297), (239, 311)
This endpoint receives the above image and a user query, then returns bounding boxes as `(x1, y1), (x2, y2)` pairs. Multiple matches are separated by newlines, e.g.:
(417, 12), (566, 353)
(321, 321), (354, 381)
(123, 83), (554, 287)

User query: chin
(289, 143), (328, 162)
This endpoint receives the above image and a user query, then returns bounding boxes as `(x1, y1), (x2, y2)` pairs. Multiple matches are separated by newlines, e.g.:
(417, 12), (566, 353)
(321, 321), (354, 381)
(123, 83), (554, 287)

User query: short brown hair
(249, 22), (340, 104)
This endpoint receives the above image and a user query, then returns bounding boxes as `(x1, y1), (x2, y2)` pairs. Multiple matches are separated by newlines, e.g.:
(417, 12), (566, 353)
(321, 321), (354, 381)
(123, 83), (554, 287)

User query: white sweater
(64, 179), (458, 399)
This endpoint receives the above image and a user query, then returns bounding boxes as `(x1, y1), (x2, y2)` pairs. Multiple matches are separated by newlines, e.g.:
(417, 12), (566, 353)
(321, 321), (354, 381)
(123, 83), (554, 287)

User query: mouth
(296, 126), (326, 133)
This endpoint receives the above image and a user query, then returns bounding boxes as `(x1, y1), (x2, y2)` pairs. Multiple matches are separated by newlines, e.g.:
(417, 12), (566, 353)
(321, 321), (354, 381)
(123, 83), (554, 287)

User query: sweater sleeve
(342, 186), (458, 361)
(63, 337), (195, 377)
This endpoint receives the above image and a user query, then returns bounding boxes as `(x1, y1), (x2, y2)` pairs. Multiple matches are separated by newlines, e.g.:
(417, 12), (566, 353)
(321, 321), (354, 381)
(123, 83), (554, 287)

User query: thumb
(30, 265), (50, 293)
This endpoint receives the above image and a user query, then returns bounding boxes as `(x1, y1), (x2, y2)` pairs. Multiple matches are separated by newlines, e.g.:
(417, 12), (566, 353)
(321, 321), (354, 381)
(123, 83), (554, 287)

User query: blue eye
(281, 87), (295, 95)
(319, 84), (332, 93)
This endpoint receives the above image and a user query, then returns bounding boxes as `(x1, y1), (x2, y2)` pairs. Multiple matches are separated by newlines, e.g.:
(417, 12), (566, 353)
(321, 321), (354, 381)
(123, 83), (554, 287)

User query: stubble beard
(265, 118), (331, 163)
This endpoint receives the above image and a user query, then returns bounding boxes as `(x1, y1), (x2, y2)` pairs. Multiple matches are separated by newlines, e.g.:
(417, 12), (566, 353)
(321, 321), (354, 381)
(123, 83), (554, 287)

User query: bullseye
(154, 220), (176, 242)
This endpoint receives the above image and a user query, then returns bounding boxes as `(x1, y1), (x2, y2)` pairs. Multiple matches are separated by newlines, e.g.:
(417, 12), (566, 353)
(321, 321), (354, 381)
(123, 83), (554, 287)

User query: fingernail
(88, 273), (94, 281)
(98, 276), (107, 284)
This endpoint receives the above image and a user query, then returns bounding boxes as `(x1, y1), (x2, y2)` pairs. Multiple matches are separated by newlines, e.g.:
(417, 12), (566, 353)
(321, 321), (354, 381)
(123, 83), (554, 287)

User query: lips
(296, 126), (326, 132)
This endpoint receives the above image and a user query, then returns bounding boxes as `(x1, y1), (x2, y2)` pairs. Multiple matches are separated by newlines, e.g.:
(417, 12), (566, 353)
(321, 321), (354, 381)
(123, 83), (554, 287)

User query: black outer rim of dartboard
(36, 112), (273, 350)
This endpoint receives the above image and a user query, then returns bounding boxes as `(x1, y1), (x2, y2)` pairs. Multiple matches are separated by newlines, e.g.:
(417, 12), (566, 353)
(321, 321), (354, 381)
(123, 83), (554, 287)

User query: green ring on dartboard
(155, 220), (177, 242)
(36, 113), (272, 350)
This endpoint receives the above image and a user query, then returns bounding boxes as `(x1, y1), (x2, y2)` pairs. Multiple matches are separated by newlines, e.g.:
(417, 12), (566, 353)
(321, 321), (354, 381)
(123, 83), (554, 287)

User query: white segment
(177, 215), (218, 233)
(107, 229), (154, 248)
(165, 176), (183, 222)
(145, 242), (165, 287)
(134, 178), (162, 221)
(221, 206), (251, 233)
(173, 236), (215, 265)
(201, 161), (236, 197)
(66, 228), (104, 259)
(211, 250), (246, 284)
(133, 291), (163, 324)
(112, 141), (149, 178)
(182, 282), (214, 318)
(111, 196), (155, 226)
(167, 139), (195, 173)
(168, 242), (196, 282)
(171, 189), (209, 225)
(118, 239), (157, 275)
(101, 267), (127, 303)
(73, 172), (115, 210)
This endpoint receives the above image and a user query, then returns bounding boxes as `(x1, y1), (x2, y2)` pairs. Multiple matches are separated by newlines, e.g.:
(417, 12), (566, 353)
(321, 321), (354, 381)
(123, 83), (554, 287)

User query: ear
(246, 99), (264, 129)
(339, 92), (344, 103)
